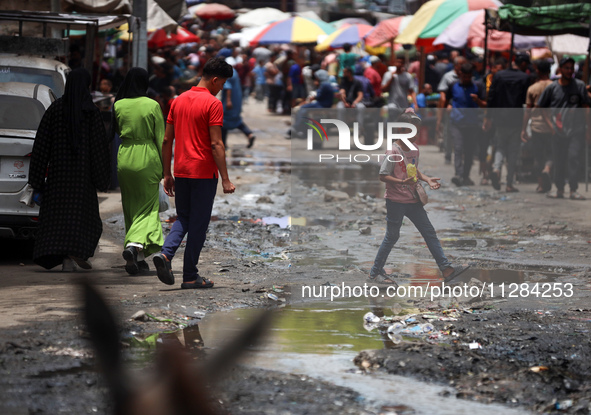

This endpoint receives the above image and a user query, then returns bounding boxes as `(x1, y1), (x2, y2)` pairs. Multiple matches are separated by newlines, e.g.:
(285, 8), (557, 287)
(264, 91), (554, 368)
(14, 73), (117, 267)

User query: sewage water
(194, 301), (532, 415)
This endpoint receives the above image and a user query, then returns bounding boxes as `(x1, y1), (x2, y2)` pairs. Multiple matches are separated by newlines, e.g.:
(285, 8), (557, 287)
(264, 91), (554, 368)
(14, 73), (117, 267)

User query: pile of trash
(362, 309), (465, 344)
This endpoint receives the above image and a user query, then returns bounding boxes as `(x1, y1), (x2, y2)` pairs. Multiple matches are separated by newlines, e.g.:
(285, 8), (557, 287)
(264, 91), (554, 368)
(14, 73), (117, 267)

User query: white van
(0, 82), (56, 239)
(0, 54), (69, 97)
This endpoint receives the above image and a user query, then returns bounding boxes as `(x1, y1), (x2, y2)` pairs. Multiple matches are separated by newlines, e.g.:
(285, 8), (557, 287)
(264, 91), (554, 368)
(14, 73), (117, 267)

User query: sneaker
(153, 253), (174, 285)
(451, 176), (463, 187)
(122, 247), (139, 275)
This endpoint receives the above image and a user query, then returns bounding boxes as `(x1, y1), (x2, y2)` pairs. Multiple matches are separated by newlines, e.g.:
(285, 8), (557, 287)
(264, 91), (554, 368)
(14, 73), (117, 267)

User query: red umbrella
(147, 29), (177, 49)
(175, 27), (200, 44)
(194, 3), (235, 20)
(364, 16), (413, 47)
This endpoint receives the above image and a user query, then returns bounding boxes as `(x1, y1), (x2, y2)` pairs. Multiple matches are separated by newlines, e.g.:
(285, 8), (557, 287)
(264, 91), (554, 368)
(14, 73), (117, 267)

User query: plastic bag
(158, 183), (170, 213)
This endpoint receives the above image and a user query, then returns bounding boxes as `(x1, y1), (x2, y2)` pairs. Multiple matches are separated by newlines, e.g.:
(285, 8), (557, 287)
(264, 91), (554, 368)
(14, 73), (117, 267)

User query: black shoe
(451, 176), (463, 187)
(153, 253), (174, 285)
(463, 177), (475, 186)
(123, 247), (139, 275)
(138, 260), (149, 272)
(491, 170), (501, 191)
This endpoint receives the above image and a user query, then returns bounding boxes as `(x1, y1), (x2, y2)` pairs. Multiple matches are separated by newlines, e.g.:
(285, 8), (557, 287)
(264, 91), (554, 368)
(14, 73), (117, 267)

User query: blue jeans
(161, 177), (217, 282)
(370, 200), (451, 277)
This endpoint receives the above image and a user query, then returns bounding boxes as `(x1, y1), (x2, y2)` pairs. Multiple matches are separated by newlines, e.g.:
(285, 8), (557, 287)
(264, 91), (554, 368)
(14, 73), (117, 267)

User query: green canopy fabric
(493, 3), (591, 37)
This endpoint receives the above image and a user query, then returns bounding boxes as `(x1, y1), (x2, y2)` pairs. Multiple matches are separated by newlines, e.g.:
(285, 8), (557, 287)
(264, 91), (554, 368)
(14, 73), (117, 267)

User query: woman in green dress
(113, 67), (164, 274)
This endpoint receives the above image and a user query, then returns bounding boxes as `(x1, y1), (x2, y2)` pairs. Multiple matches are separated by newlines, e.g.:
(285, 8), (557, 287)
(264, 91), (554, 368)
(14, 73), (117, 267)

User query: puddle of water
(191, 302), (530, 415)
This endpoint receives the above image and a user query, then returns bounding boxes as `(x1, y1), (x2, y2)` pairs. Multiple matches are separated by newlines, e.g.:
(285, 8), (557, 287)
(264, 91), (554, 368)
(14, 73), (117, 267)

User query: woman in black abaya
(29, 68), (111, 270)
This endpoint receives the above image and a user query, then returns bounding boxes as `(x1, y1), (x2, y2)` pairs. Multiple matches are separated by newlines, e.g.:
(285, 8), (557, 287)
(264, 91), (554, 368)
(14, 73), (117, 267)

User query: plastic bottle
(363, 312), (380, 324)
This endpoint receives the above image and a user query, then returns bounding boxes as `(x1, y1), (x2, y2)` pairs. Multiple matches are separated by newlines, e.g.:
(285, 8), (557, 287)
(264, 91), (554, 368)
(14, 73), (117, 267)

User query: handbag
(158, 183), (170, 213)
(19, 184), (35, 207)
(414, 182), (428, 206)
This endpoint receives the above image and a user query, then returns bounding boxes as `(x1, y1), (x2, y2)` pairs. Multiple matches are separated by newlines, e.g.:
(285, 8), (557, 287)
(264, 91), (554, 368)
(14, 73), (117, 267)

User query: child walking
(369, 108), (470, 284)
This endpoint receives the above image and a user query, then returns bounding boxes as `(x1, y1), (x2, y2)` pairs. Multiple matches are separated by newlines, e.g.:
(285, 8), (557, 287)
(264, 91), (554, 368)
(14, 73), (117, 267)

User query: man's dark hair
(515, 52), (530, 65)
(343, 43), (352, 52)
(494, 57), (508, 68)
(534, 59), (551, 75)
(460, 63), (473, 74)
(202, 57), (233, 80)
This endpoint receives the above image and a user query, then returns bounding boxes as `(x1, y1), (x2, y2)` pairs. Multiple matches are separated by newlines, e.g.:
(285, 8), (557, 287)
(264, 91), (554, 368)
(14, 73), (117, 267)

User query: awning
(491, 3), (591, 37)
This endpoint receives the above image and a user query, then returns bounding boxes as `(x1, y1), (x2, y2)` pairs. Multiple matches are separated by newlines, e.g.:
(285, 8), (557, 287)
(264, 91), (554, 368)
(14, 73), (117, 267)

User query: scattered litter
(529, 366), (548, 373)
(363, 312), (381, 324)
(267, 293), (279, 301)
(468, 342), (482, 350)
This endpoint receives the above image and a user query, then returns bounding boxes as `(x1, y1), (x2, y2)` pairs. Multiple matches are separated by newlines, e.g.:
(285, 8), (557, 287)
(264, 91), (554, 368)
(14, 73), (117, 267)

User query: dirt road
(0, 100), (589, 414)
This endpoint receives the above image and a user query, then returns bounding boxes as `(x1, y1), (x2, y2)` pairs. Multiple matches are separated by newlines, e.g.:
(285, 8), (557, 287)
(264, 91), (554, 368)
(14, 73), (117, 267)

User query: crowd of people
(27, 17), (591, 279)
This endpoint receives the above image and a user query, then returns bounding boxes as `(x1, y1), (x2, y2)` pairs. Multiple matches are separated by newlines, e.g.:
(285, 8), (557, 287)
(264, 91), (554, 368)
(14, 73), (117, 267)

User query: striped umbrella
(250, 16), (336, 45)
(315, 24), (374, 51)
(433, 10), (546, 51)
(364, 16), (413, 47)
(396, 0), (502, 50)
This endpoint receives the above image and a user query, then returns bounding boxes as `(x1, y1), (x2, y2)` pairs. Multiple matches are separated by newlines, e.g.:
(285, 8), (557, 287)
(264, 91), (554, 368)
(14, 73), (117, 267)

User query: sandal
(181, 277), (214, 289)
(367, 273), (399, 286)
(443, 264), (471, 283)
(506, 186), (519, 193)
(546, 190), (564, 199)
(153, 253), (175, 285)
(570, 192), (586, 200)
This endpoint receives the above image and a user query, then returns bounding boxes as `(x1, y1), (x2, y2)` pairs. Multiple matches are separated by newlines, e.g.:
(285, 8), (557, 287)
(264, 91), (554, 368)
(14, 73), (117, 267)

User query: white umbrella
(227, 24), (272, 48)
(235, 7), (290, 28)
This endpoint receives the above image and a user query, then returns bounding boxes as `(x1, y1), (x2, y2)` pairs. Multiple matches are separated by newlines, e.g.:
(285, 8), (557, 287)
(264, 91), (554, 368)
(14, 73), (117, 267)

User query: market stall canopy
(62, 0), (131, 14)
(491, 3), (591, 37)
(250, 16), (335, 45)
(192, 3), (235, 20)
(147, 0), (177, 32)
(546, 34), (590, 56)
(433, 10), (546, 51)
(235, 7), (289, 27)
(315, 23), (374, 51)
(364, 15), (412, 47)
(396, 0), (502, 50)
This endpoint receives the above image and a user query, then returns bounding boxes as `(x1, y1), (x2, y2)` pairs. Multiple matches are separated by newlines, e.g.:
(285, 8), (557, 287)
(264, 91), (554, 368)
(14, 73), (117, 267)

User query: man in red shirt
(153, 57), (235, 289)
(364, 56), (383, 98)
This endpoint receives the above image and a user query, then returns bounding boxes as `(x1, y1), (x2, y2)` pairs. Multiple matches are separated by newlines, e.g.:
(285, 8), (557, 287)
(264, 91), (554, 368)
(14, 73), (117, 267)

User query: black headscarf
(62, 68), (95, 152)
(111, 67), (149, 140)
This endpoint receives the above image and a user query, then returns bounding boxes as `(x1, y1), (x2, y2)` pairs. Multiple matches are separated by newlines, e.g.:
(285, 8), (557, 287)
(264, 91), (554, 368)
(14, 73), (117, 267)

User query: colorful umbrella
(250, 16), (336, 45)
(433, 10), (546, 51)
(396, 0), (502, 49)
(315, 24), (374, 51)
(193, 3), (235, 20)
(364, 16), (413, 47)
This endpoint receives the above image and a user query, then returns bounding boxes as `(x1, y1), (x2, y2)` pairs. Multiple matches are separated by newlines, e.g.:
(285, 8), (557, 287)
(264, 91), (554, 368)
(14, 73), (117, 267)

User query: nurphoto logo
(304, 119), (418, 163)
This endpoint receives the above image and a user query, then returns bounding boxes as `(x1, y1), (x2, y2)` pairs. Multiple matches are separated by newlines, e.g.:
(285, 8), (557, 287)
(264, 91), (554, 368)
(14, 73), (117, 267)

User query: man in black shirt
(337, 67), (365, 132)
(537, 57), (591, 200)
(484, 53), (531, 192)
